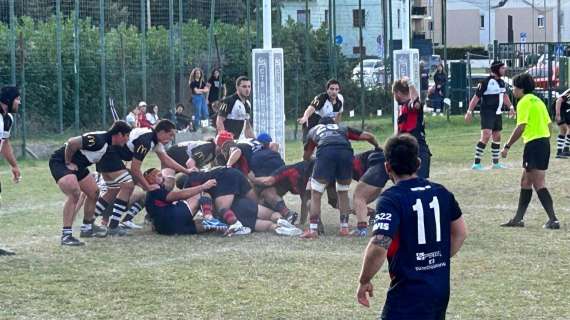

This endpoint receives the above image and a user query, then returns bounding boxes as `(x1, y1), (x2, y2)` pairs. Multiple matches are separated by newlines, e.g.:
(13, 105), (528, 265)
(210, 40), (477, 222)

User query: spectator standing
(207, 68), (227, 124)
(419, 61), (429, 107)
(431, 63), (447, 116)
(189, 68), (210, 129)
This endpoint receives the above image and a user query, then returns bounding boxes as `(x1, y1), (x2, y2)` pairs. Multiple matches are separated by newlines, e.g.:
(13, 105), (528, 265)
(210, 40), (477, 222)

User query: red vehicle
(526, 65), (559, 89)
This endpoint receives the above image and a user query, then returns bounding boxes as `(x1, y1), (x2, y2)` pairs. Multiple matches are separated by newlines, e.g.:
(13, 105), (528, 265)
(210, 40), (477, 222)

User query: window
(397, 9), (401, 29)
(428, 21), (433, 31)
(353, 9), (365, 27)
(297, 10), (309, 24)
(353, 46), (366, 55)
(538, 15), (545, 28)
(480, 15), (485, 29)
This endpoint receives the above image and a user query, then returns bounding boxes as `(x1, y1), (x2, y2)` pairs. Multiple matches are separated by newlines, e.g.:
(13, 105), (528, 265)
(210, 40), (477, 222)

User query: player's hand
(464, 112), (473, 123)
(509, 107), (516, 118)
(185, 167), (199, 174)
(202, 179), (217, 190)
(297, 117), (307, 125)
(66, 163), (78, 171)
(148, 184), (160, 191)
(501, 148), (509, 158)
(11, 166), (21, 183)
(356, 282), (374, 307)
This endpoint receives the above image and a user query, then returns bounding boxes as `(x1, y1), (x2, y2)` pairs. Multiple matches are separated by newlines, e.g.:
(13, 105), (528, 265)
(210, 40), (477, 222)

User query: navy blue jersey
(250, 148), (285, 177)
(145, 186), (196, 235)
(373, 177), (462, 316)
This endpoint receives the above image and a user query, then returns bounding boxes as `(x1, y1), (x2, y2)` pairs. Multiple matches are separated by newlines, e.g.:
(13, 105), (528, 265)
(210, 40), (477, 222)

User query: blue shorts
(313, 146), (354, 182)
(152, 203), (197, 235)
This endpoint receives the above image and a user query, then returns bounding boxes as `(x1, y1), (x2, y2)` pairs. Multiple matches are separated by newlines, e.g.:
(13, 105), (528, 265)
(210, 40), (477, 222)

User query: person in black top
(167, 139), (218, 170)
(48, 121), (132, 246)
(553, 88), (570, 158)
(302, 117), (379, 239)
(216, 76), (254, 139)
(465, 60), (514, 170)
(298, 79), (344, 143)
(430, 63), (447, 116)
(206, 68), (227, 124)
(394, 78), (431, 178)
(189, 67), (210, 129)
(419, 61), (429, 107)
(174, 104), (191, 131)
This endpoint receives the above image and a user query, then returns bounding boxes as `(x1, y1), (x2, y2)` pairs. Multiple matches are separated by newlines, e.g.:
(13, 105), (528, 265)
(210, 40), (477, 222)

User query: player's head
(236, 76), (251, 98)
(176, 103), (184, 113)
(384, 134), (420, 179)
(108, 120), (132, 146)
(215, 130), (234, 148)
(318, 117), (336, 125)
(256, 132), (272, 145)
(512, 73), (535, 99)
(138, 101), (147, 112)
(326, 79), (341, 99)
(392, 79), (411, 105)
(143, 168), (163, 185)
(0, 86), (20, 114)
(490, 60), (506, 77)
(436, 63), (444, 73)
(154, 119), (176, 145)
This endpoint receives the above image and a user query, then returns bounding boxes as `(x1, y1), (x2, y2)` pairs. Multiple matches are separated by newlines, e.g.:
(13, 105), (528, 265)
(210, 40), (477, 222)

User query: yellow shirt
(516, 93), (551, 144)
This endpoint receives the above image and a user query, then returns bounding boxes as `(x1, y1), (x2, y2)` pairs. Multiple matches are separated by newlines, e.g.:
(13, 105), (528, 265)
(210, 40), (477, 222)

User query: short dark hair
(384, 134), (420, 176)
(326, 79), (341, 90)
(236, 76), (250, 87)
(392, 79), (410, 95)
(143, 168), (157, 177)
(154, 119), (176, 133)
(513, 73), (535, 94)
(107, 120), (132, 136)
(176, 103), (184, 109)
(490, 60), (505, 75)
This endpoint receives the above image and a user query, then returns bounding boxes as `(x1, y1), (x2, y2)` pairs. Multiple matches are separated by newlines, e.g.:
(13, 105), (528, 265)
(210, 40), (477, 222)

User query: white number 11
(412, 196), (441, 245)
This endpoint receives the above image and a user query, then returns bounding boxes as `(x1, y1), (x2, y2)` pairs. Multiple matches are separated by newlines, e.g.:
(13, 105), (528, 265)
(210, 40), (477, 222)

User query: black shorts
(523, 137), (550, 171)
(184, 168), (251, 199)
(231, 197), (258, 230)
(556, 108), (570, 126)
(95, 148), (127, 173)
(380, 310), (446, 320)
(360, 163), (389, 188)
(313, 146), (354, 182)
(152, 204), (197, 235)
(480, 112), (502, 131)
(48, 156), (90, 183)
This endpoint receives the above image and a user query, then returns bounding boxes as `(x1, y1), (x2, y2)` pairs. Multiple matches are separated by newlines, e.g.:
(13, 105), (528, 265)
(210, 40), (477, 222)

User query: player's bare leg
(336, 178), (352, 236)
(57, 174), (84, 246)
(352, 182), (382, 236)
(301, 178), (328, 239)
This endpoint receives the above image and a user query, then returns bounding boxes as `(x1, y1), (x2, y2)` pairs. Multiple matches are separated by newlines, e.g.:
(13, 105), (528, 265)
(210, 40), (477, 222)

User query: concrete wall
(494, 7), (555, 43)
(446, 9), (481, 46)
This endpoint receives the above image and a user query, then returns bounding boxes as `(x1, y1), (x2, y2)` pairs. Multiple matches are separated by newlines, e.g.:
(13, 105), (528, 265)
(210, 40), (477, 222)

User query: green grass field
(1, 115), (569, 319)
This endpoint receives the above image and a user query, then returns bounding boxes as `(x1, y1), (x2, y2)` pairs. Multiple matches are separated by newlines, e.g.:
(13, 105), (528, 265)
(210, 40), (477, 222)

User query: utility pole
(558, 0), (561, 42)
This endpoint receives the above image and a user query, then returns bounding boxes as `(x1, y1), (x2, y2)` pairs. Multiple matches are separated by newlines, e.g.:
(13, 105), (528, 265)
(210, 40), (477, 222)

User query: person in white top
(146, 104), (160, 125)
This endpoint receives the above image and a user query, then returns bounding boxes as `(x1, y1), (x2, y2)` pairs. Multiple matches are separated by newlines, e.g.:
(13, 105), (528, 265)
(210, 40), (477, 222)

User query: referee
(500, 73), (560, 229)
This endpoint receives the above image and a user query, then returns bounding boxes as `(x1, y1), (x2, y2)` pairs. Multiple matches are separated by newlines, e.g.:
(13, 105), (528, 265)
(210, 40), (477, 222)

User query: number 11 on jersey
(412, 196), (441, 245)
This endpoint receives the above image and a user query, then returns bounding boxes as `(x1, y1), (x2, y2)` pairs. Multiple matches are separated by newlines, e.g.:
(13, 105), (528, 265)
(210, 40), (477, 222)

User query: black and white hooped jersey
(0, 113), (13, 150)
(121, 128), (164, 161)
(475, 76), (507, 114)
(307, 93), (344, 129)
(218, 94), (252, 138)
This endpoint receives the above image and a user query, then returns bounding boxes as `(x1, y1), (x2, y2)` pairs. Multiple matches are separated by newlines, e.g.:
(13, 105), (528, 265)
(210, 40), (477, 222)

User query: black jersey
(559, 89), (570, 110)
(305, 123), (362, 151)
(120, 128), (164, 162)
(0, 113), (13, 150)
(52, 131), (112, 168)
(475, 75), (507, 114)
(352, 149), (385, 181)
(250, 148), (285, 177)
(166, 140), (216, 168)
(218, 94), (252, 138)
(306, 92), (344, 130)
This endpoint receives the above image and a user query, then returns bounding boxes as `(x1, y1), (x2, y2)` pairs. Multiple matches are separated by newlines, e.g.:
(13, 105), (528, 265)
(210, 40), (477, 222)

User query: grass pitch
(1, 115), (569, 319)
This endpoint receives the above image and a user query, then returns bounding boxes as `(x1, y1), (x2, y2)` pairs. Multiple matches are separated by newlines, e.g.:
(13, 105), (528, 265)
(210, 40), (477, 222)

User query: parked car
(526, 65), (559, 90)
(351, 59), (384, 87)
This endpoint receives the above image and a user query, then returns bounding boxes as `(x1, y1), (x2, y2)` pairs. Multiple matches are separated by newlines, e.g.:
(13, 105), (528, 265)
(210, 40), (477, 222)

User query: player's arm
(244, 119), (255, 139)
(64, 136), (83, 168)
(555, 97), (564, 121)
(503, 123), (526, 150)
(450, 216), (467, 257)
(156, 150), (191, 174)
(303, 140), (316, 161)
(165, 179), (216, 202)
(130, 158), (156, 191)
(298, 105), (316, 124)
(409, 82), (420, 102)
(1, 139), (20, 182)
(216, 101), (230, 131)
(226, 147), (242, 167)
(348, 129), (380, 149)
(248, 173), (276, 186)
(335, 111), (342, 123)
(356, 234), (392, 307)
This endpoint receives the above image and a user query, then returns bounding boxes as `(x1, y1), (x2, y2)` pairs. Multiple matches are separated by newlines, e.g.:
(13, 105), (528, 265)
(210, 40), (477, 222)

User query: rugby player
(216, 76), (254, 139)
(553, 88), (570, 158)
(465, 60), (514, 170)
(48, 121), (132, 246)
(166, 138), (217, 169)
(356, 134), (467, 319)
(298, 79), (344, 143)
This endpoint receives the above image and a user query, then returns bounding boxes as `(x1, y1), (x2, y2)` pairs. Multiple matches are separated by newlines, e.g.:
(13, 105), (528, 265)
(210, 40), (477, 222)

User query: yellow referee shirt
(516, 93), (551, 144)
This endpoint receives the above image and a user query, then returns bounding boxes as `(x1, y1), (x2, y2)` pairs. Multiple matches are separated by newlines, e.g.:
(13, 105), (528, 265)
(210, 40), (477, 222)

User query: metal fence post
(120, 31), (127, 117)
(100, 0), (107, 127)
(56, 0), (63, 133)
(178, 0), (185, 106)
(207, 0), (216, 75)
(169, 0), (176, 116)
(141, 0), (147, 101)
(9, 0), (16, 85)
(246, 0), (252, 76)
(73, 0), (80, 133)
(19, 32), (26, 159)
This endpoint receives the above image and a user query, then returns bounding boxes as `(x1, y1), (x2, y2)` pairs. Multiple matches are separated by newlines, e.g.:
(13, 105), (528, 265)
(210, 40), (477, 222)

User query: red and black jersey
(271, 160), (314, 195)
(398, 98), (426, 144)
